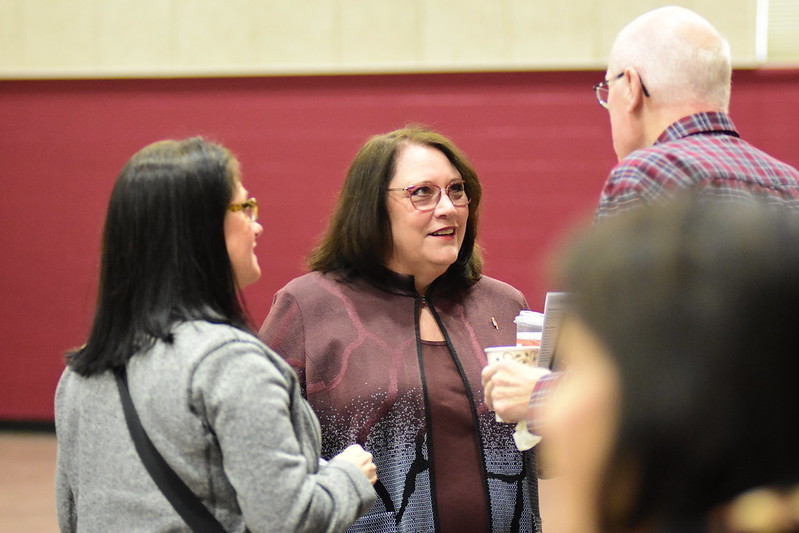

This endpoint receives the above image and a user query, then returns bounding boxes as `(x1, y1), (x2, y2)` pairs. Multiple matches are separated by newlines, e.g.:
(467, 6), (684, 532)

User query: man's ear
(623, 67), (646, 114)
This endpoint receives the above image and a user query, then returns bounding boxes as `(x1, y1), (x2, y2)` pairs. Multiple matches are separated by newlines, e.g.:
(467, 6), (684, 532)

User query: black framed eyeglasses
(227, 197), (258, 222)
(387, 180), (470, 212)
(593, 72), (651, 109)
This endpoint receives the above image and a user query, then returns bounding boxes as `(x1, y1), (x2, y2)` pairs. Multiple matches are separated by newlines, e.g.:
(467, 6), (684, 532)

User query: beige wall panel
(0, 0), (766, 78)
(20, 0), (100, 68)
(336, 0), (422, 67)
(0, 0), (23, 67)
(508, 1), (603, 67)
(252, 0), (336, 68)
(769, 0), (799, 63)
(172, 0), (338, 70)
(422, 0), (511, 65)
(95, 0), (175, 69)
(173, 0), (259, 67)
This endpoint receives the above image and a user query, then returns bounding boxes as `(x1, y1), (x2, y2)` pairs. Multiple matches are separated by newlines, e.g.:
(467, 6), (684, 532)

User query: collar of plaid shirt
(655, 111), (740, 145)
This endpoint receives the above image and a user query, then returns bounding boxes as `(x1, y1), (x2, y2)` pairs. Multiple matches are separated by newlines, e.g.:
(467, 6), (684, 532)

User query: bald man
(594, 6), (799, 219)
(484, 5), (799, 437)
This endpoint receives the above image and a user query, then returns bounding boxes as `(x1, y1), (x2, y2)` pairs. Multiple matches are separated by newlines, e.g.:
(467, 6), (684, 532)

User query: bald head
(608, 6), (731, 112)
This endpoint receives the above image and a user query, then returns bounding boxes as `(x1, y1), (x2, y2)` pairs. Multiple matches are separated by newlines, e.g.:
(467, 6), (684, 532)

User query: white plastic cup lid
(514, 310), (544, 327)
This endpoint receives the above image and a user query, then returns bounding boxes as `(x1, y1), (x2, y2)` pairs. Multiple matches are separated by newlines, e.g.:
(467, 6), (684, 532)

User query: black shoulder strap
(115, 368), (227, 532)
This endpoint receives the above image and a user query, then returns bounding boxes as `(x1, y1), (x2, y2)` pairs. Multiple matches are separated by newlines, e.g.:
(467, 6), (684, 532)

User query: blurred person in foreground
(259, 126), (541, 532)
(497, 198), (799, 532)
(592, 6), (799, 219)
(56, 137), (376, 532)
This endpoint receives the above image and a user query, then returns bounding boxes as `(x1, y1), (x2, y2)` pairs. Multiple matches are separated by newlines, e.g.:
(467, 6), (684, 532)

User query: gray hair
(608, 6), (731, 111)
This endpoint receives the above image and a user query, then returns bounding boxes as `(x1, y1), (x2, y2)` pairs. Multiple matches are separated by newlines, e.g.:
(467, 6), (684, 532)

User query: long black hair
(68, 137), (250, 376)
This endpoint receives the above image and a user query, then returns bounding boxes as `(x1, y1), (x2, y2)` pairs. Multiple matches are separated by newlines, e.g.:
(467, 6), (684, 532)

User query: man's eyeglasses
(593, 72), (651, 109)
(228, 197), (259, 222)
(387, 180), (470, 212)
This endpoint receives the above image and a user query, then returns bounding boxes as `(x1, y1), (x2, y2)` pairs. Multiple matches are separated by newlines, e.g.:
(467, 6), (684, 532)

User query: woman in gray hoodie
(55, 137), (376, 532)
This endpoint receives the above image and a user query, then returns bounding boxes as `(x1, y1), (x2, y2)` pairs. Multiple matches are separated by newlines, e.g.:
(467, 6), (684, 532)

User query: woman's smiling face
(384, 143), (469, 292)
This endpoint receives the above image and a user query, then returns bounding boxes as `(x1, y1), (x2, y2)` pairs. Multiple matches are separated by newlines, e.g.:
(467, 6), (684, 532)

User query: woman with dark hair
(259, 126), (539, 532)
(56, 137), (377, 532)
(541, 199), (799, 532)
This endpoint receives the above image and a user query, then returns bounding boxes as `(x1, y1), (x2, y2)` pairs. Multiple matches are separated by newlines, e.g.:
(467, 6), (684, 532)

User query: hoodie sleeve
(191, 340), (375, 533)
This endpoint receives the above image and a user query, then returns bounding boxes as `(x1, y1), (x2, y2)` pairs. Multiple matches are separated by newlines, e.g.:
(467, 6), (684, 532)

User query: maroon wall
(1, 70), (797, 421)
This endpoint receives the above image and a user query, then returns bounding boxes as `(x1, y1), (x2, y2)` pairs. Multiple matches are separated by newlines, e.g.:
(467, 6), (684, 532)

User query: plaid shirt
(526, 113), (799, 439)
(596, 112), (799, 219)
(526, 371), (562, 435)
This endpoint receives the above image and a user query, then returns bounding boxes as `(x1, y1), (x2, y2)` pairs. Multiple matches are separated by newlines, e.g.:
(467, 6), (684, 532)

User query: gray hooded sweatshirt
(55, 321), (375, 532)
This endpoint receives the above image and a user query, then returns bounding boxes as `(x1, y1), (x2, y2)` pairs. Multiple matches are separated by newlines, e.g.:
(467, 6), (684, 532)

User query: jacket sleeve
(192, 342), (375, 533)
(258, 288), (308, 393)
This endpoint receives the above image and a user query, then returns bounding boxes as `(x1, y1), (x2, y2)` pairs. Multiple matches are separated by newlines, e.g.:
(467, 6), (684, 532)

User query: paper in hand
(538, 292), (568, 370)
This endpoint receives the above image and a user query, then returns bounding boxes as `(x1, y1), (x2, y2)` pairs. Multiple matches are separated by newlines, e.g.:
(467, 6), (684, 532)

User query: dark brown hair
(308, 125), (483, 292)
(559, 197), (799, 530)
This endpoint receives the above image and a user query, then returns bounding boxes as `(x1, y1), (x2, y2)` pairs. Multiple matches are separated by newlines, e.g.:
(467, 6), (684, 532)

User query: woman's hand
(335, 444), (378, 485)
